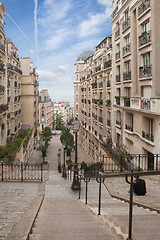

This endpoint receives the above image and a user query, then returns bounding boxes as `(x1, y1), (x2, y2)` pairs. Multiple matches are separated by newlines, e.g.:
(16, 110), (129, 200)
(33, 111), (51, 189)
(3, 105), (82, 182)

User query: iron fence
(0, 162), (49, 182)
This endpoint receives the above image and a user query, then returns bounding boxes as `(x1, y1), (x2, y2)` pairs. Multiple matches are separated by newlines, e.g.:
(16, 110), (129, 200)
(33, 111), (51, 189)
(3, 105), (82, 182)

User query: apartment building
(112, 0), (160, 160)
(20, 57), (39, 133)
(74, 36), (112, 162)
(6, 39), (22, 141)
(0, 4), (22, 145)
(38, 89), (54, 131)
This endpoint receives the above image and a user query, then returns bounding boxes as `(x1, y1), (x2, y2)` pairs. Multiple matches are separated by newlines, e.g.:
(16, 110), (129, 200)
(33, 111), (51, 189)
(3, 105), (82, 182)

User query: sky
(2, 0), (112, 104)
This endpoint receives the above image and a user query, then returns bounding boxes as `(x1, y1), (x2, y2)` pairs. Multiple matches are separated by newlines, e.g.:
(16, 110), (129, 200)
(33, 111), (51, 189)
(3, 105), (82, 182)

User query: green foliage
(66, 159), (72, 166)
(80, 161), (88, 170)
(0, 129), (32, 162)
(60, 127), (74, 154)
(55, 113), (65, 130)
(38, 127), (52, 160)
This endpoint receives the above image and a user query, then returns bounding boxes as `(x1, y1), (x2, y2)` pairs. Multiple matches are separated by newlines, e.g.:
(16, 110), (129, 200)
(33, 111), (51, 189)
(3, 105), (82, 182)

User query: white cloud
(38, 0), (72, 26)
(97, 0), (112, 7)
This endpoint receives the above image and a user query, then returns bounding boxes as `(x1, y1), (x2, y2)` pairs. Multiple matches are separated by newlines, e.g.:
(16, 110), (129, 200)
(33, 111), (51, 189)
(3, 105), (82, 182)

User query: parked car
(52, 130), (56, 135)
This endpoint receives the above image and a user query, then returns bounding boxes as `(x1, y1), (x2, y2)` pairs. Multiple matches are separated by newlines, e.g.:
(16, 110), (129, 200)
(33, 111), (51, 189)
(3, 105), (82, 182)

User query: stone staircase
(29, 172), (122, 240)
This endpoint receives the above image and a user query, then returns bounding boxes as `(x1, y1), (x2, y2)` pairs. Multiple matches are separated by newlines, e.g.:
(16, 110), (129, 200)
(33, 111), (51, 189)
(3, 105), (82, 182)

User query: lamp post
(62, 141), (67, 179)
(57, 148), (61, 173)
(71, 119), (80, 190)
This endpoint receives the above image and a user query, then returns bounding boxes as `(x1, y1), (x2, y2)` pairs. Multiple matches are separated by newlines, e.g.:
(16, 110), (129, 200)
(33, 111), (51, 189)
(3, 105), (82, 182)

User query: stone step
(29, 233), (123, 240)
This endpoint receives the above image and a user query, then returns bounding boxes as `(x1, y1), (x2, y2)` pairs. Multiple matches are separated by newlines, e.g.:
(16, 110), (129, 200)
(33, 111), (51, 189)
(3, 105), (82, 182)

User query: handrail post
(125, 172), (139, 240)
(21, 163), (23, 182)
(41, 163), (43, 182)
(96, 177), (105, 215)
(1, 162), (3, 181)
(84, 178), (90, 204)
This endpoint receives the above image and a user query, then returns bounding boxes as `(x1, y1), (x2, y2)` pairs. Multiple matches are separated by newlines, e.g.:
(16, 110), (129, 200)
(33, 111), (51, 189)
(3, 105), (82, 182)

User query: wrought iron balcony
(139, 65), (152, 78)
(104, 60), (111, 69)
(125, 124), (133, 132)
(99, 82), (103, 88)
(116, 120), (121, 126)
(115, 96), (120, 105)
(0, 84), (5, 93)
(1, 123), (5, 131)
(139, 30), (151, 46)
(116, 51), (120, 60)
(107, 81), (111, 87)
(123, 71), (131, 81)
(142, 130), (154, 142)
(138, 0), (150, 16)
(0, 42), (5, 53)
(124, 98), (130, 107)
(122, 17), (130, 31)
(0, 21), (4, 31)
(115, 29), (120, 39)
(112, 5), (118, 19)
(0, 104), (8, 114)
(95, 65), (101, 73)
(107, 119), (111, 127)
(123, 43), (131, 56)
(7, 113), (10, 119)
(141, 98), (151, 110)
(7, 129), (10, 136)
(99, 116), (103, 124)
(0, 64), (5, 73)
(116, 74), (121, 83)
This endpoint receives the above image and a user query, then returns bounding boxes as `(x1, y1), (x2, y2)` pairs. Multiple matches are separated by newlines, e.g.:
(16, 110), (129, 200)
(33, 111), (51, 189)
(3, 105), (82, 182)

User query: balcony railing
(107, 119), (111, 127)
(123, 43), (131, 56)
(95, 65), (101, 73)
(0, 21), (4, 31)
(0, 84), (5, 93)
(104, 60), (111, 69)
(142, 130), (154, 142)
(99, 82), (103, 88)
(115, 29), (120, 39)
(122, 17), (130, 31)
(138, 0), (150, 16)
(112, 6), (118, 19)
(116, 120), (121, 126)
(107, 81), (111, 87)
(99, 116), (103, 124)
(125, 124), (133, 132)
(139, 30), (151, 46)
(1, 123), (5, 131)
(115, 97), (120, 105)
(124, 98), (130, 107)
(0, 64), (5, 73)
(123, 71), (131, 81)
(7, 113), (10, 119)
(139, 65), (152, 78)
(116, 74), (121, 83)
(0, 42), (5, 53)
(0, 104), (8, 114)
(141, 98), (151, 110)
(116, 51), (120, 60)
(7, 129), (10, 136)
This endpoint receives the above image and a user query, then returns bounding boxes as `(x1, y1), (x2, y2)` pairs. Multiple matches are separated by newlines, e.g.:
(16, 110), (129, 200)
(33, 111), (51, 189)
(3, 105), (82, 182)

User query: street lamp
(57, 148), (61, 173)
(62, 141), (67, 179)
(71, 119), (80, 190)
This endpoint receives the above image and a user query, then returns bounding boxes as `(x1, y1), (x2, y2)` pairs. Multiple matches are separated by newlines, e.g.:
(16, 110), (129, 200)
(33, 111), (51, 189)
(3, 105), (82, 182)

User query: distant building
(54, 101), (73, 127)
(38, 89), (54, 131)
(20, 57), (39, 134)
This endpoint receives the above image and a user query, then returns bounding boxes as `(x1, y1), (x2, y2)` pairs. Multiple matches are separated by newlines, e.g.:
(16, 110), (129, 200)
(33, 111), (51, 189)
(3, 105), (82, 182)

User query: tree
(55, 112), (65, 130)
(60, 127), (74, 155)
(39, 127), (52, 162)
